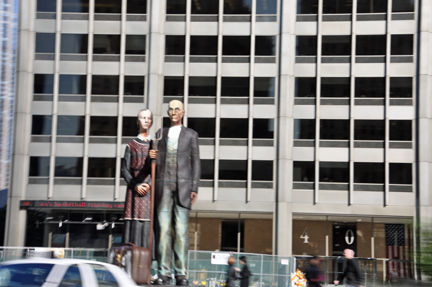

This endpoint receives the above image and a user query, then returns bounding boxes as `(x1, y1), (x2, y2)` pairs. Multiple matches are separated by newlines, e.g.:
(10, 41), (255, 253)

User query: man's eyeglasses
(168, 108), (182, 114)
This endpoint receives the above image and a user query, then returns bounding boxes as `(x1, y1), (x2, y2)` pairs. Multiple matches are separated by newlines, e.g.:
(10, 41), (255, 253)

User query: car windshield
(0, 263), (54, 287)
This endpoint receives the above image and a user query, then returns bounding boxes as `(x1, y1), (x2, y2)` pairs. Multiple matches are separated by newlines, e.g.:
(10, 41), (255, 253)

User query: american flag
(385, 224), (413, 279)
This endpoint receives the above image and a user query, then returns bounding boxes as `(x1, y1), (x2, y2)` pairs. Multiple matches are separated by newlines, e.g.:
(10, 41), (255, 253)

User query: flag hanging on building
(385, 224), (412, 279)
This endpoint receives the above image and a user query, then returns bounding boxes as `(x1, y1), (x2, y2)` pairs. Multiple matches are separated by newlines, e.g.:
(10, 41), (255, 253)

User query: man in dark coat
(150, 100), (201, 286)
(334, 249), (364, 287)
(239, 256), (251, 287)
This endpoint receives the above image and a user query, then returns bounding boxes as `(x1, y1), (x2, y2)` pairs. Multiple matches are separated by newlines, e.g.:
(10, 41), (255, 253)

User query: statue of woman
(121, 109), (153, 248)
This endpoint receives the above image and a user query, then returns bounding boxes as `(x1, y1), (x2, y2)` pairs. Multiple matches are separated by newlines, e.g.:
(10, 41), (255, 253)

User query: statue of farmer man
(150, 100), (200, 286)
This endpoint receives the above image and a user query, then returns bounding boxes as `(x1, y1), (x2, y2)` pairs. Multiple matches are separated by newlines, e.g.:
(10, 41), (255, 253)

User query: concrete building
(7, 0), (432, 279)
(0, 0), (17, 191)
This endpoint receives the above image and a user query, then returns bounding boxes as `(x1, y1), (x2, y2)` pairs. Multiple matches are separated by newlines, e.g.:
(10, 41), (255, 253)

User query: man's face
(137, 110), (152, 131)
(168, 100), (185, 126)
(343, 249), (354, 259)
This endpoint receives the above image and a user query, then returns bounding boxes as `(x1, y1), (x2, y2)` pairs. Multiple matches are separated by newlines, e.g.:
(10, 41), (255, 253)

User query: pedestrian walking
(226, 256), (240, 287)
(334, 249), (364, 287)
(239, 256), (251, 287)
(305, 256), (323, 287)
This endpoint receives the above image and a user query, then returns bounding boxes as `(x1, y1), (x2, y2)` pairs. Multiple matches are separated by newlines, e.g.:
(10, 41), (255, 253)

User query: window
(0, 264), (54, 287)
(320, 120), (349, 140)
(296, 36), (317, 56)
(166, 0), (186, 14)
(257, 0), (277, 14)
(94, 0), (121, 13)
(126, 35), (146, 54)
(390, 163), (412, 185)
(55, 157), (84, 177)
(354, 163), (384, 183)
(90, 264), (119, 287)
(32, 115), (52, 135)
(390, 120), (412, 141)
(253, 119), (274, 139)
(392, 0), (414, 12)
(355, 77), (385, 98)
(221, 220), (244, 252)
(294, 119), (315, 139)
(38, 0), (56, 12)
(189, 77), (216, 97)
(224, 0), (252, 14)
(60, 265), (82, 286)
(391, 35), (413, 55)
(34, 74), (54, 94)
(323, 0), (352, 13)
(29, 157), (50, 176)
(127, 0), (147, 14)
(36, 33), (55, 53)
(88, 158), (116, 177)
(297, 0), (318, 14)
(192, 0), (219, 14)
(252, 160), (273, 181)
(356, 35), (386, 55)
(165, 36), (185, 55)
(322, 36), (351, 56)
(91, 75), (119, 95)
(357, 0), (387, 13)
(59, 75), (87, 94)
(223, 36), (251, 56)
(93, 35), (121, 54)
(321, 77), (350, 98)
(319, 162), (349, 182)
(124, 76), (144, 95)
(164, 76), (184, 96)
(255, 36), (276, 56)
(295, 77), (316, 97)
(390, 77), (412, 98)
(293, 161), (315, 182)
(201, 160), (215, 179)
(57, 116), (85, 136)
(219, 160), (247, 180)
(220, 119), (248, 138)
(254, 77), (275, 97)
(190, 36), (218, 55)
(62, 0), (89, 12)
(188, 118), (216, 138)
(221, 77), (249, 97)
(122, 117), (138, 136)
(61, 34), (88, 54)
(90, 117), (118, 136)
(354, 120), (385, 140)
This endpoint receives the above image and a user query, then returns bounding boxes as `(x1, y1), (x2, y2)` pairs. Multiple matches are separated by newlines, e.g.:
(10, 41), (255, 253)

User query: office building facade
(7, 0), (432, 278)
(0, 0), (17, 191)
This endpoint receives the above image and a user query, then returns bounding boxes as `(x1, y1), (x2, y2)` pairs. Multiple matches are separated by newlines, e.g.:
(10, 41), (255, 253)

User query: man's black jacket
(337, 258), (363, 286)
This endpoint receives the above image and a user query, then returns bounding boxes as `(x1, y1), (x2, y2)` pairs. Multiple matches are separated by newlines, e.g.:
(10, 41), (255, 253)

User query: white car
(0, 258), (139, 287)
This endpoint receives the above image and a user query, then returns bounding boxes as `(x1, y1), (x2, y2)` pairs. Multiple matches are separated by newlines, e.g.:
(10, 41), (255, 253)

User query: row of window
(37, 0), (415, 15)
(166, 35), (275, 56)
(34, 74), (276, 98)
(35, 34), (276, 57)
(37, 0), (278, 15)
(298, 0), (414, 14)
(36, 34), (145, 54)
(296, 77), (412, 98)
(297, 35), (413, 56)
(29, 157), (274, 181)
(38, 0), (147, 13)
(36, 34), (414, 58)
(32, 116), (275, 139)
(295, 120), (411, 141)
(294, 161), (412, 185)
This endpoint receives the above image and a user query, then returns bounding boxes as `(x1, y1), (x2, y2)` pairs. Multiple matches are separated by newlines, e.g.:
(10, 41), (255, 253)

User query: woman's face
(137, 110), (152, 131)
